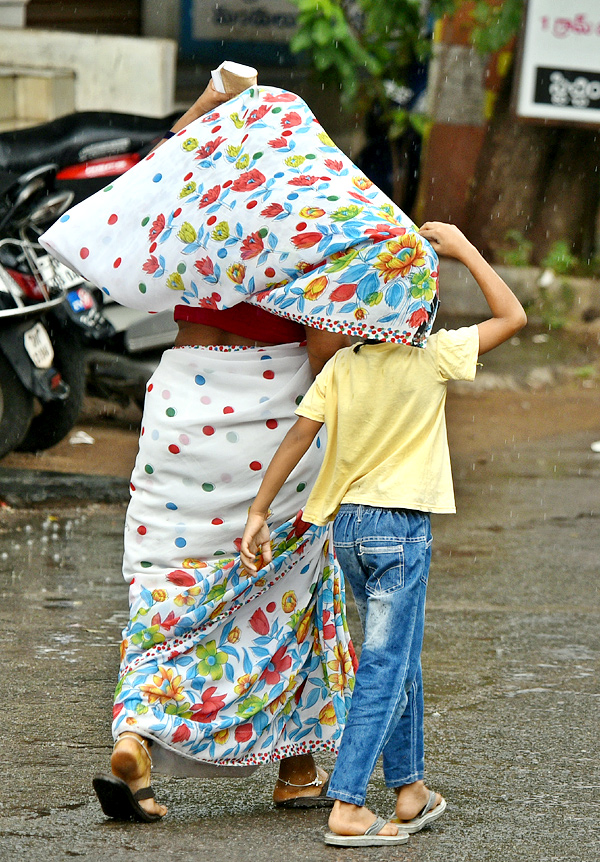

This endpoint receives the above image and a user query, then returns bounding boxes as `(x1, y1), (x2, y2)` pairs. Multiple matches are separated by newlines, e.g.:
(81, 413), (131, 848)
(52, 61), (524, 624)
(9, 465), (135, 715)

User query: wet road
(0, 425), (599, 860)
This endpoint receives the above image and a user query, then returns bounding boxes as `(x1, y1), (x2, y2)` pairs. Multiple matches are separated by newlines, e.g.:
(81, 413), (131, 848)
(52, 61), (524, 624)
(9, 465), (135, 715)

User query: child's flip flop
(323, 816), (409, 846)
(390, 791), (446, 833)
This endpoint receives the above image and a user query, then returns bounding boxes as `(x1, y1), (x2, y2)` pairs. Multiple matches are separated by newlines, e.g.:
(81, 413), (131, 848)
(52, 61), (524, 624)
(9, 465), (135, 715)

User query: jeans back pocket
(359, 538), (405, 594)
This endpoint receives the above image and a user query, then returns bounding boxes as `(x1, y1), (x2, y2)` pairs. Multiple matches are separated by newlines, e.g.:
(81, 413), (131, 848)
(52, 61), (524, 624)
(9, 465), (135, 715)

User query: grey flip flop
(391, 790), (446, 833)
(323, 815), (410, 846)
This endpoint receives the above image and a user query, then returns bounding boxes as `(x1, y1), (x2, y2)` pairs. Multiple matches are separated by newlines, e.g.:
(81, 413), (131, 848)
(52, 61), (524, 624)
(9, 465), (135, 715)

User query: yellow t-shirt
(295, 326), (479, 525)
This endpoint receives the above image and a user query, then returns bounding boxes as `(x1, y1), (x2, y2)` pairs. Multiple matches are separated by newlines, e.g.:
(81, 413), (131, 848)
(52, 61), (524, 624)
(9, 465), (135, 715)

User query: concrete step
(0, 64), (75, 127)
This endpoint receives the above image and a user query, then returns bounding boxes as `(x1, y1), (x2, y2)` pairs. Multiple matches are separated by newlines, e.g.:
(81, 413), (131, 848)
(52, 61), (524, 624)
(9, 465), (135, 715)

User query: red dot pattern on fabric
(212, 126), (221, 133)
(80, 247), (89, 259)
(266, 419), (278, 429)
(246, 200), (258, 209)
(223, 180), (232, 188)
(203, 426), (215, 436)
(173, 207), (182, 218)
(263, 370), (274, 380)
(212, 518), (224, 525)
(168, 444), (180, 454)
(207, 216), (217, 225)
(223, 406), (234, 414)
(266, 602), (276, 613)
(249, 461), (262, 471)
(296, 222), (307, 231)
(113, 257), (122, 268)
(108, 214), (118, 225)
(149, 242), (157, 253)
(137, 525), (147, 535)
(265, 267), (275, 278)
(282, 130), (292, 137)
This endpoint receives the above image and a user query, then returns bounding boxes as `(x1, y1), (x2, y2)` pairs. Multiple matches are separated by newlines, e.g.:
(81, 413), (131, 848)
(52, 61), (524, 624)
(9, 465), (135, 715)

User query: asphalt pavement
(0, 329), (599, 861)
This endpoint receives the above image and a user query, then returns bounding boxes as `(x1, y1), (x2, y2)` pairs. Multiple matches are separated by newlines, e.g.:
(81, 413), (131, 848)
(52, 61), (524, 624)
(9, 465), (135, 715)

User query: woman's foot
(392, 780), (445, 831)
(110, 733), (167, 818)
(273, 754), (331, 806)
(327, 800), (400, 838)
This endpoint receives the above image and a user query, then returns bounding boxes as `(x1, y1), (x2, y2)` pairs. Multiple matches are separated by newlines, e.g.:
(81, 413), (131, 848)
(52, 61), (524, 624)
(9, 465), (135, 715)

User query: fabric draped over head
(40, 87), (439, 346)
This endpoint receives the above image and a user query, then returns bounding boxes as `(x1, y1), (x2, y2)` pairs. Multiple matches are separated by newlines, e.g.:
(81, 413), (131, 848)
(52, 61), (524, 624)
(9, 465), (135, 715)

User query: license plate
(37, 255), (83, 291)
(24, 322), (54, 369)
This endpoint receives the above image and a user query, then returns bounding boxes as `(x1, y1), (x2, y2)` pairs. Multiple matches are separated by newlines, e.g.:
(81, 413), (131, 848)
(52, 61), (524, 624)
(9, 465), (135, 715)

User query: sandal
(390, 790), (446, 833)
(274, 773), (334, 809)
(93, 733), (163, 823)
(324, 816), (409, 846)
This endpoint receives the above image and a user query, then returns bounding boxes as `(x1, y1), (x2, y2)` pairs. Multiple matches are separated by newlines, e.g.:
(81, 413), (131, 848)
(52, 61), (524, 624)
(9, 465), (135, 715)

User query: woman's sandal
(390, 790), (447, 833)
(324, 816), (409, 846)
(93, 734), (163, 823)
(274, 773), (334, 809)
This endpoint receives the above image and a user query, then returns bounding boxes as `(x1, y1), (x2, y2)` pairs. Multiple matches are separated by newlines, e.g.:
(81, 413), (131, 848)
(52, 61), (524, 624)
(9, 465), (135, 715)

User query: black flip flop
(92, 773), (163, 823)
(274, 777), (334, 809)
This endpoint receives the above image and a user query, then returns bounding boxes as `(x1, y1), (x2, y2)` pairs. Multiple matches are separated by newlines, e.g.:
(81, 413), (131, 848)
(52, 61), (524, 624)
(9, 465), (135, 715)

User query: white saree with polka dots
(113, 342), (356, 774)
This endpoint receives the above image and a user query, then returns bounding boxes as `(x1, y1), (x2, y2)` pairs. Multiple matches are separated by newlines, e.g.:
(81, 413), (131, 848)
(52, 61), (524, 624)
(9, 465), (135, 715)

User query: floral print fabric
(41, 86), (438, 346)
(113, 344), (356, 770)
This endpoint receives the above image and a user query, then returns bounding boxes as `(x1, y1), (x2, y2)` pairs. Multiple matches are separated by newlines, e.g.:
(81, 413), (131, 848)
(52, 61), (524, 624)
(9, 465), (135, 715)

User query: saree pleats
(113, 343), (355, 772)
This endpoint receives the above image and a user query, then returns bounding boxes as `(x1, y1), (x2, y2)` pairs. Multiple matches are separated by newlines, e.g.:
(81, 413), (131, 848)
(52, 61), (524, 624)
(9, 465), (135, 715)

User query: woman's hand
(188, 80), (231, 122)
(154, 81), (232, 150)
(419, 222), (475, 264)
(240, 511), (273, 575)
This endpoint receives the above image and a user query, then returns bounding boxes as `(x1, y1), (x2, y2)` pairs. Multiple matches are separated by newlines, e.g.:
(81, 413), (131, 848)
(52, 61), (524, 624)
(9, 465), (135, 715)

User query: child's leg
(382, 663), (424, 786)
(328, 505), (431, 807)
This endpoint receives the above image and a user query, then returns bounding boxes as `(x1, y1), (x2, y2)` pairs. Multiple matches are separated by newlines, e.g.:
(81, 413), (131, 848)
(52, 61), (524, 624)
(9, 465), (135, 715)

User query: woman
(92, 82), (355, 821)
(44, 78), (439, 822)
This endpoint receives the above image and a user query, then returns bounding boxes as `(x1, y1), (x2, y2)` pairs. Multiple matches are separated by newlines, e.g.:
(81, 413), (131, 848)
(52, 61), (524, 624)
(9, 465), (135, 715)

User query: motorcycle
(0, 163), (112, 458)
(0, 109), (180, 205)
(0, 111), (179, 413)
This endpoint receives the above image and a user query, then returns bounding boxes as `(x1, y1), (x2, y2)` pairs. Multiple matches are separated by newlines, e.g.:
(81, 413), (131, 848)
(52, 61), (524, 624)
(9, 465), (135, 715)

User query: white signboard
(516, 0), (600, 124)
(191, 0), (298, 44)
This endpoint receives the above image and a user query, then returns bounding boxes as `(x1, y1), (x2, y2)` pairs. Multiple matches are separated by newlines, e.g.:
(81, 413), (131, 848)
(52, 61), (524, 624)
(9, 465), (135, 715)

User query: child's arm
(240, 416), (323, 573)
(419, 222), (527, 355)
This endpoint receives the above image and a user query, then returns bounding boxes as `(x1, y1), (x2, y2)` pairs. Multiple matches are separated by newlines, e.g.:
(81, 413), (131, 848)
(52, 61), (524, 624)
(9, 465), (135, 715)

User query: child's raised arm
(240, 416), (323, 573)
(419, 222), (527, 355)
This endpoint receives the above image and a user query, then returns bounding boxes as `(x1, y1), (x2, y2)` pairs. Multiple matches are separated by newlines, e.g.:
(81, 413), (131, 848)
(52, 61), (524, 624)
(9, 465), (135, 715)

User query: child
(241, 222), (527, 847)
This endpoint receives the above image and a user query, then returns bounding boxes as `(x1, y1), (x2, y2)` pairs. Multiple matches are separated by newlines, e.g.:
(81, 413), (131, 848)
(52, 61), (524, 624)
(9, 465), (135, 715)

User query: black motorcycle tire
(17, 322), (87, 453)
(0, 351), (34, 459)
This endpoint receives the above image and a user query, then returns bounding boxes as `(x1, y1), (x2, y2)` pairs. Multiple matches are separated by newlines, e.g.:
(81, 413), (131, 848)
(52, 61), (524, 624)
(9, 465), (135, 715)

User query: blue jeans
(328, 504), (432, 806)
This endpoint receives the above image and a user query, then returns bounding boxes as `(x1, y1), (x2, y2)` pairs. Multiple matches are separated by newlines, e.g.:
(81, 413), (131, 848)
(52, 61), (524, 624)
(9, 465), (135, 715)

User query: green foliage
(535, 282), (574, 331)
(498, 229), (533, 267)
(541, 240), (578, 275)
(469, 0), (524, 54)
(289, 0), (455, 130)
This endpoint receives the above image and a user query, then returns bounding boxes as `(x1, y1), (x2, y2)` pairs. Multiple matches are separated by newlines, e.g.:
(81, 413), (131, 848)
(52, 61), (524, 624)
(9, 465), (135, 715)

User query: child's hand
(240, 511), (273, 575)
(419, 222), (475, 263)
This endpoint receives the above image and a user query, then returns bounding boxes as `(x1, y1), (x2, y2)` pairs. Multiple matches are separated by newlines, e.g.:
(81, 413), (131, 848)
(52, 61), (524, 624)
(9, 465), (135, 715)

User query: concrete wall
(142, 0), (180, 41)
(0, 26), (177, 117)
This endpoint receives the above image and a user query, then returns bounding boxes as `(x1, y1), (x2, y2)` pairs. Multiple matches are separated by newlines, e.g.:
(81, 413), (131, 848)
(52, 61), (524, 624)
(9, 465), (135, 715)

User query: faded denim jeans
(327, 504), (432, 806)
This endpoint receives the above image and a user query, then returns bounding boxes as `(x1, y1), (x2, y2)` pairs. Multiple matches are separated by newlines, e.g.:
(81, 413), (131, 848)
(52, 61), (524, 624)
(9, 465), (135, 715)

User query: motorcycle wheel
(0, 352), (34, 459)
(17, 323), (87, 453)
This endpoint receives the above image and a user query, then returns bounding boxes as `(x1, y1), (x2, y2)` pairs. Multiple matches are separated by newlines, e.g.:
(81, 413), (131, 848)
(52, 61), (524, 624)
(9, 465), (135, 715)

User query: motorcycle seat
(0, 110), (181, 172)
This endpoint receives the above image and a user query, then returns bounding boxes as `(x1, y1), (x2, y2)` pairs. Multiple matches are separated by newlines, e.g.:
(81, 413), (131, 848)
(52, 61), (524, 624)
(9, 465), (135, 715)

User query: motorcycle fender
(0, 322), (67, 402)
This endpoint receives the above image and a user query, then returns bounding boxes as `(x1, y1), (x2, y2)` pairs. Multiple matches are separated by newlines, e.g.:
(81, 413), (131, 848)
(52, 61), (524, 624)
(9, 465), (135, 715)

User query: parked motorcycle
(0, 109), (180, 205)
(0, 164), (112, 458)
(0, 112), (179, 414)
